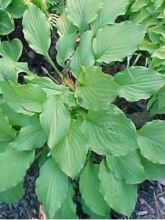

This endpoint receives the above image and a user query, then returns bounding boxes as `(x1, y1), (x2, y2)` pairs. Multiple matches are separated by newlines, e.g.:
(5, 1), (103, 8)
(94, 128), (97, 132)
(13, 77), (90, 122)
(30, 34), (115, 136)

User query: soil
(0, 20), (165, 219)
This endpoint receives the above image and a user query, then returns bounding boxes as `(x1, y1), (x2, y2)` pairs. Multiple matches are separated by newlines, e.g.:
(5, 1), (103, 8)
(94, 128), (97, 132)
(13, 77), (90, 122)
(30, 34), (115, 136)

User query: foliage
(0, 0), (165, 218)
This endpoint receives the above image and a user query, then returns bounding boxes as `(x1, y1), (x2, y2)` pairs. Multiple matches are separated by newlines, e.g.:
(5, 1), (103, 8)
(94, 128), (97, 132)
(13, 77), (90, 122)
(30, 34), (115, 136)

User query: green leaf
(130, 0), (148, 12)
(138, 120), (165, 164)
(26, 76), (68, 96)
(10, 117), (46, 151)
(76, 66), (119, 110)
(80, 161), (109, 217)
(22, 3), (51, 56)
(0, 81), (46, 115)
(40, 96), (71, 149)
(114, 67), (164, 102)
(99, 161), (137, 217)
(1, 103), (32, 127)
(57, 11), (77, 36)
(93, 21), (145, 63)
(56, 32), (77, 66)
(0, 58), (17, 83)
(66, 0), (102, 32)
(0, 10), (14, 35)
(0, 149), (35, 192)
(71, 31), (95, 78)
(7, 0), (27, 18)
(0, 182), (23, 203)
(152, 46), (165, 60)
(92, 0), (129, 32)
(0, 0), (12, 10)
(106, 151), (145, 184)
(52, 119), (88, 178)
(84, 105), (138, 156)
(0, 107), (16, 142)
(36, 159), (68, 218)
(0, 38), (23, 61)
(141, 156), (165, 181)
(55, 184), (77, 219)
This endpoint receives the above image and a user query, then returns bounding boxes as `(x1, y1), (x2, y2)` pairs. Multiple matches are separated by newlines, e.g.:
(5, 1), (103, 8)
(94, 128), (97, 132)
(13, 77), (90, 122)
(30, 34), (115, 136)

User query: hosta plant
(128, 0), (165, 116)
(0, 0), (165, 218)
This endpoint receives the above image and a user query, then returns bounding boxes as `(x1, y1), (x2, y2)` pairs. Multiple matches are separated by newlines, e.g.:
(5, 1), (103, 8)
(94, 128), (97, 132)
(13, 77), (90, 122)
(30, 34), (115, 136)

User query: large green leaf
(22, 3), (51, 56)
(0, 149), (35, 192)
(84, 105), (138, 156)
(99, 161), (137, 217)
(80, 161), (109, 217)
(55, 184), (77, 219)
(26, 76), (68, 96)
(57, 11), (77, 36)
(76, 66), (119, 110)
(0, 81), (46, 115)
(56, 32), (77, 66)
(93, 21), (145, 63)
(36, 159), (68, 218)
(0, 38), (23, 61)
(52, 120), (88, 178)
(0, 10), (14, 35)
(66, 0), (102, 32)
(71, 31), (95, 78)
(106, 151), (145, 184)
(0, 0), (12, 10)
(7, 0), (27, 18)
(0, 58), (18, 83)
(92, 0), (129, 32)
(0, 107), (16, 142)
(40, 96), (71, 149)
(115, 67), (164, 102)
(141, 156), (165, 181)
(0, 182), (23, 203)
(137, 120), (165, 164)
(10, 117), (46, 151)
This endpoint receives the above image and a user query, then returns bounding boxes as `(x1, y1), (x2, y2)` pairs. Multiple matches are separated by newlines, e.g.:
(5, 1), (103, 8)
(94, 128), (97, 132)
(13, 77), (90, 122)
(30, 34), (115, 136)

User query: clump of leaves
(0, 0), (165, 218)
(128, 0), (165, 116)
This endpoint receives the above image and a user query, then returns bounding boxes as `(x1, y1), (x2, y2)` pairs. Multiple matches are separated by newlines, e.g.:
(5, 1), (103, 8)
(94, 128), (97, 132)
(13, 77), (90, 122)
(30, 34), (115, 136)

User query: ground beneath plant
(0, 21), (165, 219)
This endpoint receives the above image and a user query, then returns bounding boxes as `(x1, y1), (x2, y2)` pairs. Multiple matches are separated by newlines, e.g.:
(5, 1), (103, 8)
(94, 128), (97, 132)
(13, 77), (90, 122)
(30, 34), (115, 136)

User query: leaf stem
(46, 54), (75, 91)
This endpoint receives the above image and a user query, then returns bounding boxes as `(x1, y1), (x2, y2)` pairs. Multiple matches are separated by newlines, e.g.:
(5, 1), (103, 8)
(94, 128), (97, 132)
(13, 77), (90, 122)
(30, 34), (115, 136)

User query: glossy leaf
(0, 149), (35, 192)
(99, 161), (137, 217)
(66, 0), (101, 31)
(0, 81), (46, 115)
(115, 67), (164, 102)
(93, 21), (145, 63)
(36, 159), (68, 218)
(84, 105), (138, 156)
(0, 38), (23, 61)
(76, 66), (119, 110)
(106, 151), (145, 184)
(0, 10), (14, 35)
(71, 31), (95, 78)
(80, 161), (109, 216)
(52, 120), (88, 178)
(40, 96), (71, 149)
(138, 120), (165, 164)
(22, 4), (51, 56)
